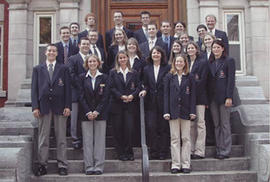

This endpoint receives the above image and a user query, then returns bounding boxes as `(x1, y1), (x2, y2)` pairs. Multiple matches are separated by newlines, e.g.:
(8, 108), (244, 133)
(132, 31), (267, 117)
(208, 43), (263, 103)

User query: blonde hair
(170, 54), (189, 75)
(114, 50), (132, 72)
(201, 32), (216, 51)
(84, 54), (102, 70)
(111, 29), (128, 46)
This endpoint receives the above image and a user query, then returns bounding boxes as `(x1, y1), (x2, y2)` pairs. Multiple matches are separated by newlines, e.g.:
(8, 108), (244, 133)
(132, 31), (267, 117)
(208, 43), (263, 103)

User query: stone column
(6, 0), (32, 104)
(57, 0), (80, 31)
(248, 0), (270, 99)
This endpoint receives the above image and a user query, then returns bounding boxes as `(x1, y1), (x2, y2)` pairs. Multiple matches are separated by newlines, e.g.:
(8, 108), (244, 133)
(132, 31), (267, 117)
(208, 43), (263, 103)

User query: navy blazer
(31, 62), (71, 115)
(207, 57), (235, 105)
(67, 53), (87, 102)
(106, 45), (121, 73)
(161, 35), (175, 59)
(108, 69), (141, 114)
(132, 57), (146, 80)
(89, 46), (107, 73)
(78, 73), (109, 121)
(78, 30), (105, 50)
(134, 28), (162, 44)
(142, 64), (170, 110)
(105, 27), (133, 51)
(139, 37), (168, 61)
(55, 41), (77, 64)
(189, 56), (209, 105)
(215, 29), (229, 55)
(163, 73), (196, 120)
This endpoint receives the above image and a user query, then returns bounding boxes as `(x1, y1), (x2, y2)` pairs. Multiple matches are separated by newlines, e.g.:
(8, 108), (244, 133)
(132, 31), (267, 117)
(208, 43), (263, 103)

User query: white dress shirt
(79, 52), (89, 63)
(90, 44), (102, 61)
(149, 37), (157, 50)
(119, 67), (129, 82)
(46, 60), (56, 71)
(129, 55), (139, 68)
(153, 64), (160, 82)
(85, 70), (103, 90)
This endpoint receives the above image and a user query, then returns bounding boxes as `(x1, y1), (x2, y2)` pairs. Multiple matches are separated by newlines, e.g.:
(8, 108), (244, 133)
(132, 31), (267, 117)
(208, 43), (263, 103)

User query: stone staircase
(0, 75), (269, 181)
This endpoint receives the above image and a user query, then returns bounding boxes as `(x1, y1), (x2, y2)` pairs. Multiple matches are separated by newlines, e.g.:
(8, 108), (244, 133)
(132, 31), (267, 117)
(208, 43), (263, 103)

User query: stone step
(237, 86), (268, 104)
(30, 170), (257, 182)
(49, 134), (241, 148)
(48, 145), (244, 160)
(0, 122), (34, 135)
(0, 169), (15, 180)
(236, 76), (259, 86)
(0, 135), (32, 147)
(45, 157), (250, 173)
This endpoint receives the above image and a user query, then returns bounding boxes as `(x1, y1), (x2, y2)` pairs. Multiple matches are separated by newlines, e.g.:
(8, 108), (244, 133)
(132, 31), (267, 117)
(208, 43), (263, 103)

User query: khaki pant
(190, 105), (206, 157)
(38, 111), (68, 168)
(169, 118), (191, 169)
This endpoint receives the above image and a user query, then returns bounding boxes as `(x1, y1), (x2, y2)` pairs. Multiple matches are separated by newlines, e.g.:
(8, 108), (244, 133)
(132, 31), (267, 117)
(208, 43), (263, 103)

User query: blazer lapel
(215, 60), (225, 74)
(149, 65), (156, 84)
(157, 65), (165, 84)
(117, 72), (125, 84)
(94, 75), (102, 91)
(41, 63), (51, 84)
(125, 72), (132, 86)
(51, 63), (61, 85)
(172, 74), (180, 91)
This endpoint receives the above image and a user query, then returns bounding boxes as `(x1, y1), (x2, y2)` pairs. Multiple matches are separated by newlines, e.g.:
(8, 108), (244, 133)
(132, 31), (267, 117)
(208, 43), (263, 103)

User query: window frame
(223, 10), (246, 75)
(33, 12), (56, 66)
(0, 23), (3, 90)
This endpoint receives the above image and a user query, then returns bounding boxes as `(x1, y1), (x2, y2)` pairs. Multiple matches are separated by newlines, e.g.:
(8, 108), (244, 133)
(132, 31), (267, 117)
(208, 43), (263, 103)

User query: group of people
(31, 10), (235, 176)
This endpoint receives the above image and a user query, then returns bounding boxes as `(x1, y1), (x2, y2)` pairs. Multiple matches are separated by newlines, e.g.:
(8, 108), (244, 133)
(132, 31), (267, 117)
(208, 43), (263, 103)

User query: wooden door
(91, 0), (187, 37)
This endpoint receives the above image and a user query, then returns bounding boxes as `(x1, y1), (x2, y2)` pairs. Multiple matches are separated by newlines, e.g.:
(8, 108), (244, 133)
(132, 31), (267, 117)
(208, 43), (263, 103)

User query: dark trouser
(205, 107), (216, 145)
(146, 106), (170, 158)
(111, 108), (134, 157)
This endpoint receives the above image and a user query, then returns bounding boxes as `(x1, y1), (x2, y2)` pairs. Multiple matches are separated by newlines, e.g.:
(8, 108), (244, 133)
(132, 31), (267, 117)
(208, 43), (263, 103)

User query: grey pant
(38, 111), (68, 168)
(210, 101), (232, 156)
(82, 120), (106, 172)
(71, 102), (79, 140)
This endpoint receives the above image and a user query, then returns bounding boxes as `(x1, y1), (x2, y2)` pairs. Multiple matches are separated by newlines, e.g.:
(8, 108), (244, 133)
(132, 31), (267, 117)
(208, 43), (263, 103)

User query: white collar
(117, 67), (130, 73)
(86, 70), (102, 78)
(46, 60), (56, 67)
(129, 55), (139, 61)
(115, 25), (124, 30)
(208, 28), (216, 34)
(79, 52), (88, 60)
(149, 37), (157, 43)
(61, 40), (69, 47)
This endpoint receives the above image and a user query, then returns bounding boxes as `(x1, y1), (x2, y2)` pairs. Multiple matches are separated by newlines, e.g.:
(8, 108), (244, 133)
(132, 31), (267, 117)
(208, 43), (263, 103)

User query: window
(34, 12), (56, 65)
(224, 10), (246, 75)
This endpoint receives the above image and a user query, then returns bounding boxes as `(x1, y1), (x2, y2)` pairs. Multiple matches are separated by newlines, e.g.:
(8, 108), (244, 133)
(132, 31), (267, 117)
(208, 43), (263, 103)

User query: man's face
(45, 46), (58, 62)
(160, 22), (171, 36)
(87, 16), (96, 27)
(206, 16), (216, 30)
(147, 24), (157, 38)
(141, 14), (150, 26)
(70, 24), (79, 36)
(79, 40), (90, 54)
(60, 28), (70, 42)
(197, 28), (206, 38)
(88, 31), (98, 44)
(113, 12), (123, 26)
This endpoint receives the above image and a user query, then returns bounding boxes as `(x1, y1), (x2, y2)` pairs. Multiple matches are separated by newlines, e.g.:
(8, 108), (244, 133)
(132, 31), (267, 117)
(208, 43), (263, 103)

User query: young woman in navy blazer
(139, 46), (170, 160)
(107, 29), (128, 72)
(109, 50), (141, 161)
(163, 54), (196, 174)
(78, 54), (109, 175)
(208, 39), (235, 159)
(186, 41), (209, 159)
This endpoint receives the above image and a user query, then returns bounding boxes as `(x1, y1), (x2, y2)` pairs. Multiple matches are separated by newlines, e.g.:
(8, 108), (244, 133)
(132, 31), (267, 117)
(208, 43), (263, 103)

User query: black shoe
(181, 168), (191, 173)
(191, 154), (204, 159)
(58, 168), (68, 176)
(171, 168), (180, 174)
(72, 140), (82, 149)
(35, 165), (47, 176)
(127, 155), (135, 161)
(94, 171), (103, 175)
(85, 170), (95, 175)
(215, 154), (229, 160)
(119, 155), (128, 161)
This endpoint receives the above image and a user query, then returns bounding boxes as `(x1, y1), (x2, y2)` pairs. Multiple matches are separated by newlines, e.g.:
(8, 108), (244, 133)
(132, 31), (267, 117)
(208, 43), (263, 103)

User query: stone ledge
(258, 144), (270, 182)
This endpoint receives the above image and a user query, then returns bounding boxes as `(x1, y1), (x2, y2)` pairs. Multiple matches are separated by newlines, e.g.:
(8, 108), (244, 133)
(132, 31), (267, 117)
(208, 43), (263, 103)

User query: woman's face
(118, 53), (128, 67)
(187, 44), (197, 57)
(212, 43), (224, 58)
(174, 23), (185, 34)
(172, 42), (182, 54)
(87, 57), (99, 71)
(115, 30), (124, 43)
(179, 34), (189, 46)
(151, 49), (162, 63)
(204, 35), (214, 49)
(175, 56), (186, 71)
(127, 42), (137, 54)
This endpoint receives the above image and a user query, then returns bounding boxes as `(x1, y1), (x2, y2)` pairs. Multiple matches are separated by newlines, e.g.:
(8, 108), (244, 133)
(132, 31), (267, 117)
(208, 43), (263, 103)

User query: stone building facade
(0, 0), (269, 105)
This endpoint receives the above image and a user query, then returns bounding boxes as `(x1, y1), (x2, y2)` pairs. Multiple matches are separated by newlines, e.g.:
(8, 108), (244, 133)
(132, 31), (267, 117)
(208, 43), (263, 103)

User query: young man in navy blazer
(69, 22), (80, 55)
(105, 11), (133, 51)
(160, 21), (175, 59)
(78, 13), (104, 50)
(31, 44), (71, 176)
(67, 37), (91, 149)
(205, 14), (229, 55)
(55, 26), (77, 64)
(134, 11), (162, 44)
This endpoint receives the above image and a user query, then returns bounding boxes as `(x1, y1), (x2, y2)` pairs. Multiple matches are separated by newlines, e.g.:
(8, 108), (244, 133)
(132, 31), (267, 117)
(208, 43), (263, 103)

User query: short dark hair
(196, 24), (207, 32)
(161, 20), (171, 26)
(78, 37), (90, 45)
(69, 22), (80, 30)
(59, 26), (70, 34)
(147, 46), (167, 65)
(174, 21), (186, 29)
(147, 22), (157, 29)
(140, 11), (151, 17)
(209, 39), (227, 62)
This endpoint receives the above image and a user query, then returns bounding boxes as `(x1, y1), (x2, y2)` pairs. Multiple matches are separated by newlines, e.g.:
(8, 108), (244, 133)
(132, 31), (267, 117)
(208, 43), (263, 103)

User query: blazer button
(50, 89), (53, 92)
(178, 98), (181, 101)
(49, 97), (52, 100)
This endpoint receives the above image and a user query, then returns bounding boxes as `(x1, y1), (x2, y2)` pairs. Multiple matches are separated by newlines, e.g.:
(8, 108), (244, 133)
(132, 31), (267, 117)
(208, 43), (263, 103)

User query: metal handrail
(139, 96), (149, 182)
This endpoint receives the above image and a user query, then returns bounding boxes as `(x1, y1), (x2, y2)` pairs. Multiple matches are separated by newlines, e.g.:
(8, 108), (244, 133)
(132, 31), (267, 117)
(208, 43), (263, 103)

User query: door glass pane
(112, 0), (166, 2)
(229, 44), (241, 70)
(39, 17), (52, 44)
(227, 14), (239, 42)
